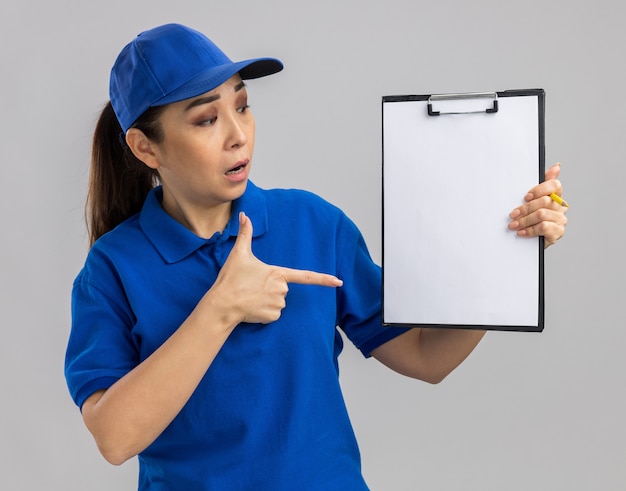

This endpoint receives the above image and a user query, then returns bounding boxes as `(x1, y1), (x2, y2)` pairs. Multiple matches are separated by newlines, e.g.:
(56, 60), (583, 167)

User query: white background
(1, 0), (624, 489)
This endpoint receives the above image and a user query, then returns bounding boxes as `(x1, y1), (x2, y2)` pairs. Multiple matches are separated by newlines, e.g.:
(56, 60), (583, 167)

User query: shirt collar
(139, 181), (268, 264)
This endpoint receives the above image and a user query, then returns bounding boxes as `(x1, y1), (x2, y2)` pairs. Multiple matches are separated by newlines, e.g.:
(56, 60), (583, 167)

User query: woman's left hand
(508, 162), (568, 248)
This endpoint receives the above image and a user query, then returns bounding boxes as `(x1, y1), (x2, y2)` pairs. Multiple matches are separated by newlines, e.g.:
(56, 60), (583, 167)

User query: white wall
(1, 0), (624, 489)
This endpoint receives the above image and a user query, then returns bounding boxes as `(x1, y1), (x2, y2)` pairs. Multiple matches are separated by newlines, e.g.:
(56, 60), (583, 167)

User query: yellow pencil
(550, 193), (569, 207)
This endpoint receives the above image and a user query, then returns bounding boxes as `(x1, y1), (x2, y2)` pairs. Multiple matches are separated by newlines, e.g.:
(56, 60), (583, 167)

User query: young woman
(65, 23), (568, 490)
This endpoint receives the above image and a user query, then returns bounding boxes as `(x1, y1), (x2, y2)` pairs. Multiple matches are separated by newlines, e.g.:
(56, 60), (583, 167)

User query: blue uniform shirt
(65, 182), (409, 490)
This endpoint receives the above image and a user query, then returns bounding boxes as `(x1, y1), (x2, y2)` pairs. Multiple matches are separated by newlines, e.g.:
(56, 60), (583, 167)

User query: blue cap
(110, 23), (283, 132)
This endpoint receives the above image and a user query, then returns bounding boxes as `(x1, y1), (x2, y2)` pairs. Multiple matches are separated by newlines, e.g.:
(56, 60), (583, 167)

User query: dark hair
(86, 102), (165, 246)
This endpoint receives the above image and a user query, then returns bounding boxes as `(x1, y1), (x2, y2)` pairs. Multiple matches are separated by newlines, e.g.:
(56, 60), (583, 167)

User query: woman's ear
(125, 128), (160, 170)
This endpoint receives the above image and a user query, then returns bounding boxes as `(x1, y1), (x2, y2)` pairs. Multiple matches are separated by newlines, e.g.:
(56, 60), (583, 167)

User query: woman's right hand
(209, 212), (343, 325)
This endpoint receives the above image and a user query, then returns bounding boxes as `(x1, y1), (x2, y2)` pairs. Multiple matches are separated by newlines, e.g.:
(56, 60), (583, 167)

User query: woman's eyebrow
(185, 94), (220, 111)
(184, 82), (247, 112)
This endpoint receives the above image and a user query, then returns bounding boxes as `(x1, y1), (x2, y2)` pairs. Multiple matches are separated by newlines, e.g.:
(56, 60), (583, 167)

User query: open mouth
(226, 160), (248, 175)
(226, 165), (245, 175)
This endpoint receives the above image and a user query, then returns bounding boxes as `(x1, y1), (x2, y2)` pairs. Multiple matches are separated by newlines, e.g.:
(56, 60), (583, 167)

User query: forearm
(82, 292), (238, 465)
(372, 327), (486, 384)
(415, 328), (486, 382)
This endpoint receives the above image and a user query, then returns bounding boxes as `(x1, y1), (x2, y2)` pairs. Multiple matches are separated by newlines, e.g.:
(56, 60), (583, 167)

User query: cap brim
(154, 57), (283, 107)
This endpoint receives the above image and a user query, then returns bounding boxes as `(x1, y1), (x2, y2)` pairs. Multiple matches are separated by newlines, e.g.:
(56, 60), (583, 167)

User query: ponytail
(86, 102), (163, 246)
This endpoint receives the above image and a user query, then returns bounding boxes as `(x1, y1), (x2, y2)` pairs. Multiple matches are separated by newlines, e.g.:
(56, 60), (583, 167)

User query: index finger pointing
(277, 267), (343, 287)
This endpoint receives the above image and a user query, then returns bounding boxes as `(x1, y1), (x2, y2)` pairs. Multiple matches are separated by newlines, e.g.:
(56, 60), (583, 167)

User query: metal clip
(427, 92), (498, 116)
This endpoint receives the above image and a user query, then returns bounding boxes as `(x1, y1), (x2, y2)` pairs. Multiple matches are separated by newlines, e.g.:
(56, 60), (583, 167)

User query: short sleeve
(335, 216), (410, 357)
(64, 254), (140, 409)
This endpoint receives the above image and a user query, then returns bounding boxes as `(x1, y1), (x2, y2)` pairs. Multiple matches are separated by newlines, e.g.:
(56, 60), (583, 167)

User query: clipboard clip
(427, 92), (498, 116)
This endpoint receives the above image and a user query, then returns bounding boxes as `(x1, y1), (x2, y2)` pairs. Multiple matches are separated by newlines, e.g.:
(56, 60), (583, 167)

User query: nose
(224, 112), (248, 149)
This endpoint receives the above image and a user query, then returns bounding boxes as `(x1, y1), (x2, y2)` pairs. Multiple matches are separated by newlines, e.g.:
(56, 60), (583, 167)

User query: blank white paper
(382, 94), (541, 328)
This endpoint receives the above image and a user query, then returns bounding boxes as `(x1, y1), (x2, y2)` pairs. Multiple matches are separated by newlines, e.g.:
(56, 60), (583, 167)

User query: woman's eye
(198, 116), (217, 126)
(237, 105), (250, 114)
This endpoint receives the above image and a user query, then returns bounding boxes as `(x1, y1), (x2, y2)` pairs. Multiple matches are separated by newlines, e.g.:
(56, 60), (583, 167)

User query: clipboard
(382, 89), (545, 332)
